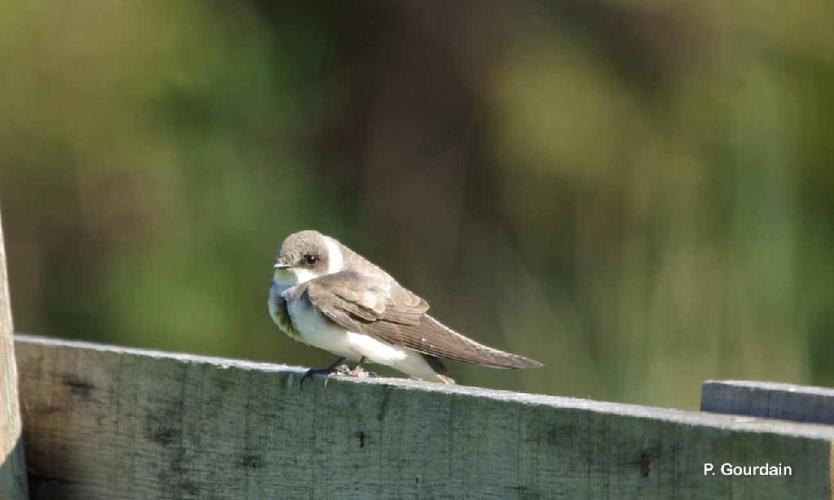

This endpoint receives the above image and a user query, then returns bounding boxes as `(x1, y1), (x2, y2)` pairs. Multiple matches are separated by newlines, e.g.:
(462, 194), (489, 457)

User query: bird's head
(273, 230), (344, 286)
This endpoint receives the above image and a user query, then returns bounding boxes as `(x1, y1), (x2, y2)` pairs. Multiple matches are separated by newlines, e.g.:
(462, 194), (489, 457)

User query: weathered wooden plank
(0, 211), (29, 500)
(702, 380), (834, 425)
(15, 335), (834, 500)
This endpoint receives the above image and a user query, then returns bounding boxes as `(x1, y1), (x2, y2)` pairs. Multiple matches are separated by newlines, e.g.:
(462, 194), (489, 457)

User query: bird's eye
(304, 254), (319, 265)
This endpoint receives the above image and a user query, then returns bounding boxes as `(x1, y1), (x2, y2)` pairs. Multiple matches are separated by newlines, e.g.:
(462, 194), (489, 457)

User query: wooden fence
(6, 336), (834, 499)
(1, 214), (833, 499)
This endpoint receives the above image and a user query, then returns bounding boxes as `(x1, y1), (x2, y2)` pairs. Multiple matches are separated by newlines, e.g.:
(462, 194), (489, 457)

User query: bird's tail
(407, 315), (544, 370)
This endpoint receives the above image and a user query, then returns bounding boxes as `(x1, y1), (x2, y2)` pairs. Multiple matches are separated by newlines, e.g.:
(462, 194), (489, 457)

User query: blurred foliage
(1, 0), (832, 408)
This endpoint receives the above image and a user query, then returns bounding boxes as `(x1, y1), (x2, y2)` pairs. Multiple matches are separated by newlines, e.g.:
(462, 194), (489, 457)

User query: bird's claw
(299, 361), (379, 390)
(300, 363), (350, 390)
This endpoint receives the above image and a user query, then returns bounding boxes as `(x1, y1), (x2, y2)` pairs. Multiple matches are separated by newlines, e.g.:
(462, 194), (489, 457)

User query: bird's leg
(350, 357), (377, 379)
(300, 356), (347, 390)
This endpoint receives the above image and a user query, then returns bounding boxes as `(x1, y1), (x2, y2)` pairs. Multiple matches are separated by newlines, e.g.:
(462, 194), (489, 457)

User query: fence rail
(12, 334), (834, 499)
(702, 380), (834, 426)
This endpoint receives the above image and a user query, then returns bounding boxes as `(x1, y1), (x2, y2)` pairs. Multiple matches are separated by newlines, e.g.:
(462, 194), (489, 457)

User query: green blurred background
(1, 1), (832, 409)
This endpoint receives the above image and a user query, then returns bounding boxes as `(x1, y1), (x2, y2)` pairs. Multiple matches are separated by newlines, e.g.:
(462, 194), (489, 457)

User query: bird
(268, 230), (542, 385)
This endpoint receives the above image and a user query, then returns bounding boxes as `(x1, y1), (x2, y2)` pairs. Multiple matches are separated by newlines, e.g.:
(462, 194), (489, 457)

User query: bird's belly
(345, 332), (408, 364)
(286, 299), (359, 361)
(345, 333), (444, 381)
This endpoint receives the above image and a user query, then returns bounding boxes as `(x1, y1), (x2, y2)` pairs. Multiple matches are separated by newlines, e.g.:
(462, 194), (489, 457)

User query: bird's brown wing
(304, 271), (542, 369)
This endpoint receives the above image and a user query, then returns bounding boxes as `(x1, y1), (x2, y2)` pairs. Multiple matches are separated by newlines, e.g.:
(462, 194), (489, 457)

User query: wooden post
(0, 210), (29, 499)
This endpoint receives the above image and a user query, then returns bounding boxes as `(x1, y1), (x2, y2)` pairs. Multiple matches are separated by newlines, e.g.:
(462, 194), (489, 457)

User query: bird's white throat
(273, 268), (319, 288)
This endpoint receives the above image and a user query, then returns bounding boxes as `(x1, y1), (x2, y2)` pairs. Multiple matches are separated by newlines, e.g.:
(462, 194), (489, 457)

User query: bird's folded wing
(304, 271), (542, 368)
(304, 271), (426, 325)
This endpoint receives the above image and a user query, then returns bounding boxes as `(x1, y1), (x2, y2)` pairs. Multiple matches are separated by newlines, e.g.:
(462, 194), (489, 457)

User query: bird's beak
(274, 260), (291, 270)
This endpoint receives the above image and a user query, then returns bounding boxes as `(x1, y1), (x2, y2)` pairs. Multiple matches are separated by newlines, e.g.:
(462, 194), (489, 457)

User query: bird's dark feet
(300, 357), (347, 390)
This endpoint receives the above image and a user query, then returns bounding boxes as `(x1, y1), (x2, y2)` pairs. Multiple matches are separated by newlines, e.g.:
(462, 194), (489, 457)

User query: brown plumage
(303, 271), (542, 369)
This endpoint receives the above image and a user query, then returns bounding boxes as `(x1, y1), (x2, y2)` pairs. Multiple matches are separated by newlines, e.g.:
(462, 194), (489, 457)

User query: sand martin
(268, 230), (542, 384)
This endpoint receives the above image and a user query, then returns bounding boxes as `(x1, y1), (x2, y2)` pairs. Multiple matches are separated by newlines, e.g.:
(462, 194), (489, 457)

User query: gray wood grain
(702, 380), (834, 426)
(0, 211), (29, 500)
(15, 335), (834, 500)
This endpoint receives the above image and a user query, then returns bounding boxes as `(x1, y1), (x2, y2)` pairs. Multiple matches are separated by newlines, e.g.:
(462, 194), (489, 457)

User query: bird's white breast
(271, 280), (443, 382)
(285, 293), (359, 361)
(280, 286), (412, 365)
